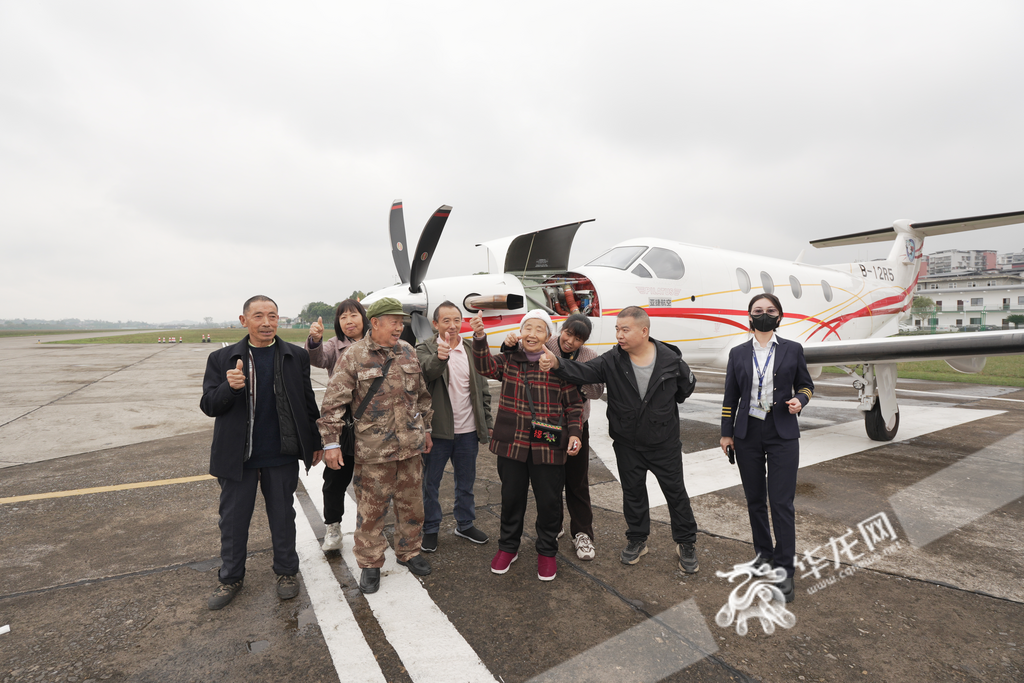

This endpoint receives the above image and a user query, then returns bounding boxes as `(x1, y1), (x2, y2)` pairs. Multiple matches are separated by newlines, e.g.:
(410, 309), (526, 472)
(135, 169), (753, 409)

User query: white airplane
(367, 201), (1024, 441)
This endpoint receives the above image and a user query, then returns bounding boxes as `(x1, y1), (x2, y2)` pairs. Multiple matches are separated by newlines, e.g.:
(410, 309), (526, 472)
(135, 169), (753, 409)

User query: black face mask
(750, 313), (779, 332)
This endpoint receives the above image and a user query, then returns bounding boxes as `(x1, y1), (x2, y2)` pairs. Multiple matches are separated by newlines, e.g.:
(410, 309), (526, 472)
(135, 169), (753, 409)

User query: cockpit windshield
(586, 245), (647, 270)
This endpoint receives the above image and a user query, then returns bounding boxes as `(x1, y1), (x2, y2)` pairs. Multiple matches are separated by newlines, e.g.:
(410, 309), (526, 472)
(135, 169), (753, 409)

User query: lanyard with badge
(749, 342), (775, 420)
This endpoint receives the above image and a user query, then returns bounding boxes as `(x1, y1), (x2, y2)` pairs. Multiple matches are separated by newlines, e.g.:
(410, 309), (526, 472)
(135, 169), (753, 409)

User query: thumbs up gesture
(539, 346), (559, 372)
(309, 316), (324, 343)
(227, 358), (246, 390)
(437, 333), (451, 361)
(447, 330), (461, 350)
(470, 313), (486, 339)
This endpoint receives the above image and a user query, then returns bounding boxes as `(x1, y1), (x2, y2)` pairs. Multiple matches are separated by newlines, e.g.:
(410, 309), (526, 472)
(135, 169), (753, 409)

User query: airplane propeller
(389, 200), (411, 285)
(389, 199), (452, 294)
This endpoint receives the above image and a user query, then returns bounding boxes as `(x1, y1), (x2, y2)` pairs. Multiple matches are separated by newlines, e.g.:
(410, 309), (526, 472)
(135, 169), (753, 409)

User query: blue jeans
(421, 432), (479, 534)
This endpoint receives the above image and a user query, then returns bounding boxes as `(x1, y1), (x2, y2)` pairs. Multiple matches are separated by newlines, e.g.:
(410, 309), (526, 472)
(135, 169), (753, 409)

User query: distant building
(913, 272), (1024, 329)
(926, 249), (997, 276)
(997, 249), (1024, 271)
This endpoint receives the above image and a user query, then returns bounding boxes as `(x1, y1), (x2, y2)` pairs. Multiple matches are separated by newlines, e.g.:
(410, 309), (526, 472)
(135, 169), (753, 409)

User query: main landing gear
(836, 362), (900, 441)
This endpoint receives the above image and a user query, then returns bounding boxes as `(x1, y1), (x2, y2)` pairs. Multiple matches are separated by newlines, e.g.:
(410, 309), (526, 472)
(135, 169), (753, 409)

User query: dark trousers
(217, 461), (299, 584)
(322, 455), (355, 525)
(422, 432), (479, 535)
(734, 411), (799, 578)
(496, 456), (565, 557)
(613, 441), (698, 545)
(562, 421), (594, 539)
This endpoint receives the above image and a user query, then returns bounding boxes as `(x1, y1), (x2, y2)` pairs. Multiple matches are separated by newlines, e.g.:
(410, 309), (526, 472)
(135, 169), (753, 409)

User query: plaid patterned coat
(473, 336), (583, 465)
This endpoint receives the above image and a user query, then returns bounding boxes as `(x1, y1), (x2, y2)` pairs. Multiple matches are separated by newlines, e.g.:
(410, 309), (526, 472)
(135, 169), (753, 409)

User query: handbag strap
(352, 357), (394, 421)
(522, 363), (563, 426)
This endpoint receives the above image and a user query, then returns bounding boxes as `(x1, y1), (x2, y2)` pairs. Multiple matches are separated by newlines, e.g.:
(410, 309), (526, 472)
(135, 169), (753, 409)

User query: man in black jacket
(200, 295), (323, 610)
(541, 306), (700, 574)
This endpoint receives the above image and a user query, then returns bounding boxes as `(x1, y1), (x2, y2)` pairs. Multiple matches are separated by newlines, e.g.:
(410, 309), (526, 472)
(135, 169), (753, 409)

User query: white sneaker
(573, 532), (596, 561)
(322, 522), (342, 551)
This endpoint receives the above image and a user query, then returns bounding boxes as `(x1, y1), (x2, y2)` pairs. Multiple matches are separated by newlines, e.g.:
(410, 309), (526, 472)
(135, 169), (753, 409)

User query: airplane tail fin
(811, 209), (1024, 295)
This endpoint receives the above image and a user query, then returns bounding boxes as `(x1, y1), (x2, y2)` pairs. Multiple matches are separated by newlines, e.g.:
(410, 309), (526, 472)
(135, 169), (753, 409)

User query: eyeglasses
(751, 308), (779, 316)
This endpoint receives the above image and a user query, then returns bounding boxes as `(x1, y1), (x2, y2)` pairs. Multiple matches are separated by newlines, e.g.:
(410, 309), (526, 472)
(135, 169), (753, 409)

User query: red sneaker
(538, 554), (557, 581)
(491, 550), (518, 574)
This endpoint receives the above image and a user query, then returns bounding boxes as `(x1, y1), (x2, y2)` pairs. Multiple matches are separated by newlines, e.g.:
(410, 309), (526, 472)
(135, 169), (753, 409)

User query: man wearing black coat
(541, 306), (701, 574)
(200, 295), (323, 610)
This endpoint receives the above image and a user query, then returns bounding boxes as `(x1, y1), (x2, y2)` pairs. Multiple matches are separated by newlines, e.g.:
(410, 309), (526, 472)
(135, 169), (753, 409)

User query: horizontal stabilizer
(810, 210), (1024, 249)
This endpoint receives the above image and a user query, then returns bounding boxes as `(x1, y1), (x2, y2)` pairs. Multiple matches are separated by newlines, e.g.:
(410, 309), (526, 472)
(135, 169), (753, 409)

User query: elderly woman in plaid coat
(471, 309), (584, 582)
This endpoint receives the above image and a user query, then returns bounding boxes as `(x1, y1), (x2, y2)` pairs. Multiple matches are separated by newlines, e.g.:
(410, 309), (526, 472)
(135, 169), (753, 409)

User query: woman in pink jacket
(305, 299), (369, 552)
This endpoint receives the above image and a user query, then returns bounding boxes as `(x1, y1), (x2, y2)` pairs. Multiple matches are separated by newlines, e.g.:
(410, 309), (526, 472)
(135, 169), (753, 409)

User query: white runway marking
(297, 463), (497, 683)
(291, 495), (386, 683)
(527, 599), (716, 683)
(588, 397), (1004, 506)
(889, 430), (1024, 547)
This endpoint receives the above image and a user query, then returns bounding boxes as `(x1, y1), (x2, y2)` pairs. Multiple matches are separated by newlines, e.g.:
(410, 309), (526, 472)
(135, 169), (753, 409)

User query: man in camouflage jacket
(317, 298), (434, 593)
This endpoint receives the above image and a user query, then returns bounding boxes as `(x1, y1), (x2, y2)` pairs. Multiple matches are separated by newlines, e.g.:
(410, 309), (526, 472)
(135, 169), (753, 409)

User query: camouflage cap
(365, 297), (405, 319)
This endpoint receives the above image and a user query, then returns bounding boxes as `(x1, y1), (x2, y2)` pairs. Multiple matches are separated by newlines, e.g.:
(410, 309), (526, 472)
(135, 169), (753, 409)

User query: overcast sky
(2, 1), (1022, 323)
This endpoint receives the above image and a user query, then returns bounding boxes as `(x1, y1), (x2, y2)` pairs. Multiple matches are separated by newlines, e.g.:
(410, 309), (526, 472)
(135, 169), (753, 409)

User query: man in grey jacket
(416, 301), (493, 553)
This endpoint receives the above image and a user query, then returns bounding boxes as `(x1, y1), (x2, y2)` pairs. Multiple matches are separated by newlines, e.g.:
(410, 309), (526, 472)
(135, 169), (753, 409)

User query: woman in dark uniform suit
(720, 293), (813, 603)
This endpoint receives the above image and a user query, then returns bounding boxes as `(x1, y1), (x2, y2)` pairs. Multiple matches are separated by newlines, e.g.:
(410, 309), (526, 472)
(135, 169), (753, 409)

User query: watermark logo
(798, 511), (903, 595)
(715, 557), (796, 636)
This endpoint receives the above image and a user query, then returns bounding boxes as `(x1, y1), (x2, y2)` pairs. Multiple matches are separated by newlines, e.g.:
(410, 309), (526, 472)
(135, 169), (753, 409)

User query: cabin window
(642, 247), (685, 279)
(821, 280), (833, 302)
(736, 268), (751, 294)
(632, 264), (652, 278)
(789, 275), (802, 299)
(586, 246), (646, 270)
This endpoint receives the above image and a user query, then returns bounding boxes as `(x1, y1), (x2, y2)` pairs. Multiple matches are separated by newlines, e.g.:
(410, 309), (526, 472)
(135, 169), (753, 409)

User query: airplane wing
(803, 329), (1024, 366)
(810, 210), (1024, 248)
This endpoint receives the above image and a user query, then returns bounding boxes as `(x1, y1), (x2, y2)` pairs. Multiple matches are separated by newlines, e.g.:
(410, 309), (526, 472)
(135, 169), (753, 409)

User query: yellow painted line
(0, 474), (215, 505)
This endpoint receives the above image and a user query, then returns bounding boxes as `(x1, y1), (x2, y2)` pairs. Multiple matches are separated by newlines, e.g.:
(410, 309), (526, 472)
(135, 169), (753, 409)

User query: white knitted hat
(520, 309), (555, 337)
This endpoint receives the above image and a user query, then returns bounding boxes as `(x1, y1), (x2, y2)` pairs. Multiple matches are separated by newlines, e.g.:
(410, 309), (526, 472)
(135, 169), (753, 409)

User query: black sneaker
(620, 539), (648, 565)
(454, 526), (489, 544)
(276, 573), (299, 600)
(421, 532), (439, 553)
(359, 568), (380, 594)
(398, 554), (432, 576)
(677, 542), (699, 574)
(208, 579), (243, 610)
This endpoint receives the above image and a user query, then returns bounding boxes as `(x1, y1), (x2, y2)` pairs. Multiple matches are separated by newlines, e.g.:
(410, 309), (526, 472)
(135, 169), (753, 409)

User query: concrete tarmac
(0, 334), (1021, 682)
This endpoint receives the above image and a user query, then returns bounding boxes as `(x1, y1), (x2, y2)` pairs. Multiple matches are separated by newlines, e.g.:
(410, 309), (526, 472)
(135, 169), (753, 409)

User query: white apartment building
(913, 272), (1024, 329)
(926, 249), (997, 276)
(997, 249), (1024, 271)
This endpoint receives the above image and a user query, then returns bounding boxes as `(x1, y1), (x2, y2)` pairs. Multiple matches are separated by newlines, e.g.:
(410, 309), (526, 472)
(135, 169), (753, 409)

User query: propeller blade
(389, 199), (411, 285)
(409, 204), (452, 293)
(409, 310), (434, 342)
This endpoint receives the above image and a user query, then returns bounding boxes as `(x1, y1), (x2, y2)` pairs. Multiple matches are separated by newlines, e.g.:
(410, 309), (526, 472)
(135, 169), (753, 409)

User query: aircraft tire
(865, 402), (899, 441)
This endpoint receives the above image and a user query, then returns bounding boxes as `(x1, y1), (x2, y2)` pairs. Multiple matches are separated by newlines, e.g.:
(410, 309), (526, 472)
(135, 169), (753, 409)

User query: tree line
(297, 292), (368, 324)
